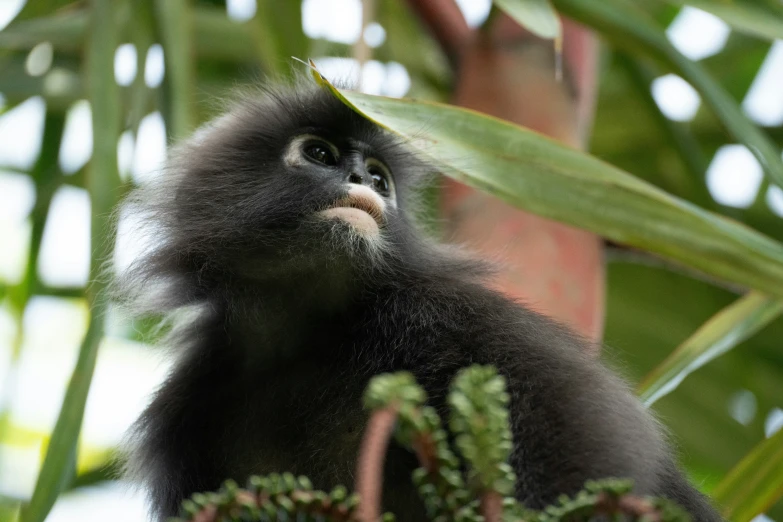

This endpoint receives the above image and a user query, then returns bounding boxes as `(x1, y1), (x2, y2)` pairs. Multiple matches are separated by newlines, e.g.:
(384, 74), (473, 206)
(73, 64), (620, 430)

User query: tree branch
(403, 0), (472, 63)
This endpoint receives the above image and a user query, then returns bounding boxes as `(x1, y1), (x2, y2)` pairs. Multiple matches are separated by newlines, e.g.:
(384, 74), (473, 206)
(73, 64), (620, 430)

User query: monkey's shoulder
(345, 278), (593, 376)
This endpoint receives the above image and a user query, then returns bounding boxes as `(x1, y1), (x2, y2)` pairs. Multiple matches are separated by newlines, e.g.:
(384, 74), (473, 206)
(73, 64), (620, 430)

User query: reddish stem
(595, 491), (663, 521)
(411, 432), (438, 473)
(354, 406), (399, 522)
(480, 490), (504, 522)
(191, 505), (217, 522)
(441, 12), (605, 348)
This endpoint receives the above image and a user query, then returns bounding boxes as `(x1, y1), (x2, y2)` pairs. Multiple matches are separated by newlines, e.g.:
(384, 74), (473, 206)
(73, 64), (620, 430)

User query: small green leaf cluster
(514, 479), (690, 522)
(362, 366), (692, 522)
(363, 371), (426, 411)
(364, 366), (519, 521)
(648, 496), (693, 522)
(173, 473), (383, 522)
(410, 456), (479, 522)
(536, 479), (634, 521)
(449, 366), (516, 497)
(363, 371), (480, 520)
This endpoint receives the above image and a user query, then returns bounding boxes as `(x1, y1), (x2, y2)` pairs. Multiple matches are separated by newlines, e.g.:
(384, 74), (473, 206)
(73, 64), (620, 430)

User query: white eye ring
(284, 134), (339, 167)
(365, 158), (396, 206)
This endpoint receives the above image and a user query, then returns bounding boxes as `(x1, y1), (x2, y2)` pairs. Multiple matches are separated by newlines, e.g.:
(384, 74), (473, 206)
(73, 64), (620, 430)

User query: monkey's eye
(303, 142), (338, 166)
(369, 167), (390, 197)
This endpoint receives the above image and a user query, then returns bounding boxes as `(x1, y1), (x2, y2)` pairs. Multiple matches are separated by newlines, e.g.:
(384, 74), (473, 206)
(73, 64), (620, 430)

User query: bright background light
(651, 74), (701, 122)
(706, 145), (764, 208)
(666, 7), (730, 61)
(743, 40), (783, 127)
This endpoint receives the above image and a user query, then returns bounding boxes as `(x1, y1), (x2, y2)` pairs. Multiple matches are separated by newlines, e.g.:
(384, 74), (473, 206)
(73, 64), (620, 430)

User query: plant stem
(355, 406), (398, 522)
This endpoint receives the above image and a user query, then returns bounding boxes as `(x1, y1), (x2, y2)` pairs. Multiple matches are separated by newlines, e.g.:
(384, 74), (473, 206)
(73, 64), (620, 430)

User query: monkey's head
(121, 84), (452, 308)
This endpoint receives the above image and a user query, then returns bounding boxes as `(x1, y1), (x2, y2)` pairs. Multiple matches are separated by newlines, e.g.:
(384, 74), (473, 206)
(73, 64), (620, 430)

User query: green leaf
(0, 12), (87, 53)
(552, 0), (783, 189)
(126, 0), (156, 137)
(154, 0), (195, 139)
(0, 500), (21, 522)
(493, 0), (562, 39)
(0, 54), (82, 111)
(6, 111), (66, 318)
(637, 292), (783, 406)
(319, 83), (783, 297)
(713, 428), (783, 522)
(19, 317), (103, 522)
(252, 0), (308, 76)
(0, 8), (261, 62)
(375, 0), (452, 99)
(614, 54), (714, 210)
(448, 366), (515, 496)
(68, 462), (117, 490)
(661, 0), (783, 41)
(7, 0), (76, 24)
(19, 0), (123, 519)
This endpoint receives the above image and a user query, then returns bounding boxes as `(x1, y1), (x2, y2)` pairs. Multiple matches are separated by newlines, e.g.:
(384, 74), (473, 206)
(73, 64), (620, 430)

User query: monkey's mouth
(318, 186), (385, 234)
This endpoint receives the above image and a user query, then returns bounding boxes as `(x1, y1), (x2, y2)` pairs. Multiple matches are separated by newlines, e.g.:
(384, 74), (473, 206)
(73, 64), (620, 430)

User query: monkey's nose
(348, 172), (364, 185)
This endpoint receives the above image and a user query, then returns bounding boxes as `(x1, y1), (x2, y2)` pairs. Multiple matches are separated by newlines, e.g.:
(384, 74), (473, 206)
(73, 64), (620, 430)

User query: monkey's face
(283, 133), (396, 238)
(158, 86), (429, 282)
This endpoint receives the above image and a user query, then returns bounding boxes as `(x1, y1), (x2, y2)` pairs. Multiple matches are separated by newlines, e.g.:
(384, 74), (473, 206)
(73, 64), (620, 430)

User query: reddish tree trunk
(445, 17), (603, 345)
(406, 2), (604, 347)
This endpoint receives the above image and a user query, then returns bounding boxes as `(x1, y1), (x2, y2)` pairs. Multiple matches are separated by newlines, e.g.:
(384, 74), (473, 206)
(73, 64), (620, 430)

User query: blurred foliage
(0, 0), (782, 521)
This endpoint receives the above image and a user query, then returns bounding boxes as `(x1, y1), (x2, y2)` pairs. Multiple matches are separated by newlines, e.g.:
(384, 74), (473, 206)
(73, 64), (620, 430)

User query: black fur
(119, 83), (721, 521)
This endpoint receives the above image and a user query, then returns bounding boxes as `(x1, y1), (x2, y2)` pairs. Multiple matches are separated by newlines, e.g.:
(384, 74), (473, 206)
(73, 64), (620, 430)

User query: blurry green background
(0, 0), (782, 521)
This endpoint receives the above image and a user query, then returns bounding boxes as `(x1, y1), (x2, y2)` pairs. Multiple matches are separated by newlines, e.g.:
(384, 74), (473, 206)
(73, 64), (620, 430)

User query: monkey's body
(121, 84), (720, 521)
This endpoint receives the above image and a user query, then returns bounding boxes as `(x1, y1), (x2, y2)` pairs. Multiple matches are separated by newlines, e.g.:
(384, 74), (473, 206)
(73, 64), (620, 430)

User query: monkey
(118, 81), (722, 522)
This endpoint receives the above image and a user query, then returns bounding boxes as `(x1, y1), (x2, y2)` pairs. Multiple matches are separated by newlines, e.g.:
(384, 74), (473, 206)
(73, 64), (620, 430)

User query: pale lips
(318, 185), (386, 234)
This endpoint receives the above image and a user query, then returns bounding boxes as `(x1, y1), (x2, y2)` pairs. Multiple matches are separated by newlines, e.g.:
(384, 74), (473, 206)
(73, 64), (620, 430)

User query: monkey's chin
(318, 207), (380, 236)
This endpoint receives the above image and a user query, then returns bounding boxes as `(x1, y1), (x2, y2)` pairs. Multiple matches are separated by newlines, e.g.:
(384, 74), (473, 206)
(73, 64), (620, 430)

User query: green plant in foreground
(175, 473), (373, 522)
(171, 366), (691, 522)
